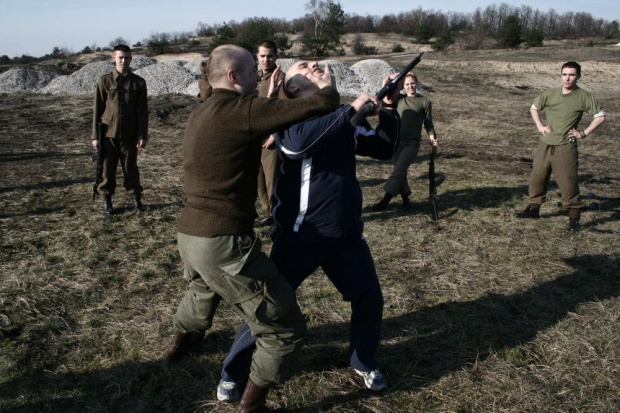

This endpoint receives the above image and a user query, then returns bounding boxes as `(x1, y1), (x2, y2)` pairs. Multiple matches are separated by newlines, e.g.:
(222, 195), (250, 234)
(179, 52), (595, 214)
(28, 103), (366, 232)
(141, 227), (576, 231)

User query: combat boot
(514, 204), (540, 219)
(133, 194), (146, 212)
(236, 379), (270, 413)
(164, 330), (205, 363)
(568, 218), (581, 232)
(371, 193), (393, 212)
(103, 196), (114, 215)
(401, 195), (413, 211)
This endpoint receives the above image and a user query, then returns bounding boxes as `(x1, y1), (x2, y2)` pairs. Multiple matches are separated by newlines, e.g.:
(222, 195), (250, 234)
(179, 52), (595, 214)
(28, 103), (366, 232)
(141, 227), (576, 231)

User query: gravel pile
(181, 58), (207, 75)
(41, 57), (158, 95)
(1, 57), (399, 98)
(42, 61), (114, 95)
(134, 61), (195, 96)
(351, 59), (397, 95)
(0, 68), (58, 93)
(319, 59), (360, 97)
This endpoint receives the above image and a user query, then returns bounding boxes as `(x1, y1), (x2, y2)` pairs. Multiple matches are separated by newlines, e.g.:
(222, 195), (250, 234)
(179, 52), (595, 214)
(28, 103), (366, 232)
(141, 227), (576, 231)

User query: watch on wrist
(579, 130), (587, 138)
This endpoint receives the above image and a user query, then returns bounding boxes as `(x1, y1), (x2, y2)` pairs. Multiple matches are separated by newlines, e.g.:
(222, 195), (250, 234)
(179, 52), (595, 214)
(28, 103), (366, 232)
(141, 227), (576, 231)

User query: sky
(1, 0), (618, 58)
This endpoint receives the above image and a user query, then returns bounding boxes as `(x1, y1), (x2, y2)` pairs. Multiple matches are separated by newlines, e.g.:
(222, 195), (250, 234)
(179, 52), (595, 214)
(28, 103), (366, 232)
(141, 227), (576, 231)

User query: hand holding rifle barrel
(350, 52), (424, 126)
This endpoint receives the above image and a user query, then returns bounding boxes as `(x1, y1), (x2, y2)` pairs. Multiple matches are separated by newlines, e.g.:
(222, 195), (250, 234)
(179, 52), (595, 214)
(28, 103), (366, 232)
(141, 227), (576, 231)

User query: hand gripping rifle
(350, 52), (424, 126)
(429, 145), (445, 221)
(92, 122), (106, 201)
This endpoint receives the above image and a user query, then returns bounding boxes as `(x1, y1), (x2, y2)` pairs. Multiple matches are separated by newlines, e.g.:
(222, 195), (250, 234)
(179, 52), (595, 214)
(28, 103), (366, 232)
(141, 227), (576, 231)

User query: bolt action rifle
(92, 122), (106, 201)
(350, 52), (424, 126)
(429, 145), (445, 221)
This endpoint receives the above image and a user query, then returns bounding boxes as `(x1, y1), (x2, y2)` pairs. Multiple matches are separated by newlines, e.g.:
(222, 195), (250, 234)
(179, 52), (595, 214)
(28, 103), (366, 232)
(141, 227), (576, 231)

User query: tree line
(2, 1), (618, 64)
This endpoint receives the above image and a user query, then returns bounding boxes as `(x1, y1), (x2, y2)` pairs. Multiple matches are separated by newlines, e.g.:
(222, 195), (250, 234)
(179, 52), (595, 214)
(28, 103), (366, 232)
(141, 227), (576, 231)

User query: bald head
(284, 60), (327, 99)
(207, 45), (260, 94)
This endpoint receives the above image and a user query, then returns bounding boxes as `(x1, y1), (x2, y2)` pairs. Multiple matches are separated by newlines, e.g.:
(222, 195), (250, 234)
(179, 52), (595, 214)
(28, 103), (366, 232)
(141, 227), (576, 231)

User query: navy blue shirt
(273, 105), (400, 238)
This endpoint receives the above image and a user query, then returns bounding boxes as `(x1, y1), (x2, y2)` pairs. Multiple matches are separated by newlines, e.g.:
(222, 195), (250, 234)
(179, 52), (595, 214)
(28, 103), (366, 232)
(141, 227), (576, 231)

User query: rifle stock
(429, 145), (445, 221)
(92, 122), (105, 202)
(350, 52), (424, 126)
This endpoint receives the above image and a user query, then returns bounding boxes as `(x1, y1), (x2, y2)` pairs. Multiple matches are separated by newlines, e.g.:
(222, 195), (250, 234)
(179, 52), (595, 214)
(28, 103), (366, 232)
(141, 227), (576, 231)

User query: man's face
(234, 52), (261, 95)
(404, 76), (417, 96)
(113, 50), (132, 74)
(285, 60), (324, 97)
(256, 46), (277, 71)
(561, 67), (579, 91)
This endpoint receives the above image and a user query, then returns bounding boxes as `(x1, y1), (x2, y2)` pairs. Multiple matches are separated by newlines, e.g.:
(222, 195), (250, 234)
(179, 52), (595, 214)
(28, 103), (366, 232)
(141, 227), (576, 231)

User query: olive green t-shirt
(397, 94), (435, 144)
(532, 87), (603, 145)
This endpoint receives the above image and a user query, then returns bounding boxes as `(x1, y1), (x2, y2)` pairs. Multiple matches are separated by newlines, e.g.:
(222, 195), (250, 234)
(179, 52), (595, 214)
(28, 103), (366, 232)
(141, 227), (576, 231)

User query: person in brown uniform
(198, 60), (211, 101)
(91, 44), (148, 214)
(164, 44), (340, 412)
(255, 41), (285, 235)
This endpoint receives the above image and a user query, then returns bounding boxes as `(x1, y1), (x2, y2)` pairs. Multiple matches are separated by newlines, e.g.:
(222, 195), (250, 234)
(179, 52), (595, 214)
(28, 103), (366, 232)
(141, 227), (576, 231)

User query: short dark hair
(113, 44), (131, 53)
(561, 61), (581, 77)
(257, 40), (277, 56)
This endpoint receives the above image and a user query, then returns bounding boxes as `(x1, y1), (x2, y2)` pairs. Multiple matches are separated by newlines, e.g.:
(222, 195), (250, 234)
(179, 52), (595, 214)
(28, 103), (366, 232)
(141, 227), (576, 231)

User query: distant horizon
(1, 0), (618, 58)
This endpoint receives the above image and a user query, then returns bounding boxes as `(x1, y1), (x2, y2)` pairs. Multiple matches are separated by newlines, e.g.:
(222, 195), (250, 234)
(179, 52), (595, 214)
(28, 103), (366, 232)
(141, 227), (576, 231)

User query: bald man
(165, 45), (340, 412)
(217, 60), (402, 400)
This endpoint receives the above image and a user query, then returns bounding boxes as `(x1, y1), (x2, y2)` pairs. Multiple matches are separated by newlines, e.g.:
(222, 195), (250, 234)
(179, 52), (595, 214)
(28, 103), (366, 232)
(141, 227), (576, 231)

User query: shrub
(524, 29), (544, 48)
(433, 29), (455, 51)
(497, 15), (522, 48)
(392, 43), (405, 53)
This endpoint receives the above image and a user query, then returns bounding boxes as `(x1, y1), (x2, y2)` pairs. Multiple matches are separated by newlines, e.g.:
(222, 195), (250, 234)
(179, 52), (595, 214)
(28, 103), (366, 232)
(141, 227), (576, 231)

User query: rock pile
(0, 68), (58, 93)
(0, 56), (399, 98)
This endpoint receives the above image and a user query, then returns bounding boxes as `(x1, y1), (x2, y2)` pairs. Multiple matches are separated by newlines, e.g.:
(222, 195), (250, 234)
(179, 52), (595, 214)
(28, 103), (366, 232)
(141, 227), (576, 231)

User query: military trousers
(528, 141), (581, 209)
(257, 147), (280, 217)
(384, 141), (421, 197)
(98, 137), (143, 197)
(221, 227), (384, 383)
(173, 233), (306, 387)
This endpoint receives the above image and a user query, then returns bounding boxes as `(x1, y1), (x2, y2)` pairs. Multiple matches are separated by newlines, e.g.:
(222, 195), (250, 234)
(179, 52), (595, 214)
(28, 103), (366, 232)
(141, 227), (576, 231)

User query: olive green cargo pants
(173, 233), (306, 387)
(384, 141), (421, 197)
(528, 141), (581, 209)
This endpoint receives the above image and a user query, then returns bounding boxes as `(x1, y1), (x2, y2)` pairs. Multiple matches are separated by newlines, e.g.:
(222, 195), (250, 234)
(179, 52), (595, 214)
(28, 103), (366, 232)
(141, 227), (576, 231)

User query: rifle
(429, 145), (445, 221)
(350, 52), (424, 126)
(92, 122), (106, 202)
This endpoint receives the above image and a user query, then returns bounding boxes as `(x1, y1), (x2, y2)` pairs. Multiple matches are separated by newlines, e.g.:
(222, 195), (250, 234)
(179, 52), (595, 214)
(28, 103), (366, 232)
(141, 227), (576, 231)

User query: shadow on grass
(0, 330), (236, 413)
(362, 184), (529, 222)
(0, 178), (92, 194)
(2, 255), (617, 412)
(0, 152), (89, 162)
(286, 254), (619, 412)
(97, 201), (183, 215)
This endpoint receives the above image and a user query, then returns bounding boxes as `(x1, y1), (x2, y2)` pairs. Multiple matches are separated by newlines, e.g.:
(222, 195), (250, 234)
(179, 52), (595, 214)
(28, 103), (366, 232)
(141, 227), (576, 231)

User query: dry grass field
(1, 44), (619, 412)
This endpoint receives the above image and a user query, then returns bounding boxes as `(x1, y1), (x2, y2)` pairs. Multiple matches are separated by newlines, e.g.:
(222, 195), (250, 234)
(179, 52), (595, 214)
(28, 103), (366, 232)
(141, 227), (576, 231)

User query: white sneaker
(354, 368), (387, 391)
(217, 380), (240, 402)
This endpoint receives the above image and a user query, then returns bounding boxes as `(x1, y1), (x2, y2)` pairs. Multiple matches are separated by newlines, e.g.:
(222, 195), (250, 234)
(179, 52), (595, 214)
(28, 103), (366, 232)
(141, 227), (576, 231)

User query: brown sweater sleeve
(248, 86), (340, 138)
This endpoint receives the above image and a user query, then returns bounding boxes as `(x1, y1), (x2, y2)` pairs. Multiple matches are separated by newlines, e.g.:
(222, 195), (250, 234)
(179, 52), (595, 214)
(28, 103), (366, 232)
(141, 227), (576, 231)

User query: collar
(112, 70), (131, 81)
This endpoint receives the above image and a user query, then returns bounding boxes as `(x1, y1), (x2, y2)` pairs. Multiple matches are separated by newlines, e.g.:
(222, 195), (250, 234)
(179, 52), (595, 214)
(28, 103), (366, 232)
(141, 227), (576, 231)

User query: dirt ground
(1, 43), (619, 413)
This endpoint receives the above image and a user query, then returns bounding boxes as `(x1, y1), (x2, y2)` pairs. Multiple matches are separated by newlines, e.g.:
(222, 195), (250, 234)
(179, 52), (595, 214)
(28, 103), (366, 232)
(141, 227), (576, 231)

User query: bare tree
(306, 0), (329, 36)
(108, 37), (130, 48)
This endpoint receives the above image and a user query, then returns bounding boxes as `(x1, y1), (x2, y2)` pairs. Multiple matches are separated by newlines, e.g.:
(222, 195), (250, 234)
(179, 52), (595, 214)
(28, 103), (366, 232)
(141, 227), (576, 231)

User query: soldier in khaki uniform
(515, 61), (606, 231)
(255, 41), (285, 236)
(91, 44), (148, 214)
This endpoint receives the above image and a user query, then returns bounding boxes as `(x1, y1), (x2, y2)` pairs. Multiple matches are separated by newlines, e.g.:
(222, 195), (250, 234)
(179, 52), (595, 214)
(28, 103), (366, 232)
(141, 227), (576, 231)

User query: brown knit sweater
(178, 87), (340, 237)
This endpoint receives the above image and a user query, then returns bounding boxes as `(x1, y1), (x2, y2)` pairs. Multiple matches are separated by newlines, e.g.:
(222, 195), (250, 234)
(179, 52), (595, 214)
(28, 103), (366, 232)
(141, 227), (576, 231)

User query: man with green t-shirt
(515, 61), (606, 231)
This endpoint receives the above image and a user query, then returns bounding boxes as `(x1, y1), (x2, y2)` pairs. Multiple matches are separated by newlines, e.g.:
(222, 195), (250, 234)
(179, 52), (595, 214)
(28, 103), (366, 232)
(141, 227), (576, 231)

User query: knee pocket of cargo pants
(220, 236), (297, 325)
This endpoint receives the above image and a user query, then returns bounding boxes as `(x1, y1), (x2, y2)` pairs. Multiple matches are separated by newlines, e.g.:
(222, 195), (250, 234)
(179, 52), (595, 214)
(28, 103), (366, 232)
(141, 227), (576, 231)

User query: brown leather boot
(236, 379), (270, 413)
(164, 330), (205, 362)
